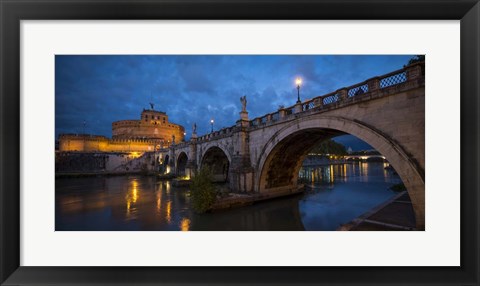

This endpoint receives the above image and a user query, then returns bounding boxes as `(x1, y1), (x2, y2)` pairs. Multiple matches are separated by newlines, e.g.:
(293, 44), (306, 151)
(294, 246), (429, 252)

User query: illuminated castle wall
(112, 109), (184, 141)
(59, 108), (185, 152)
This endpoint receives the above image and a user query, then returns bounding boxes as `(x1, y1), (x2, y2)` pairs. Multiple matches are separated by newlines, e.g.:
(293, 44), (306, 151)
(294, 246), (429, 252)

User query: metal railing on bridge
(248, 62), (423, 129)
(177, 62), (423, 143)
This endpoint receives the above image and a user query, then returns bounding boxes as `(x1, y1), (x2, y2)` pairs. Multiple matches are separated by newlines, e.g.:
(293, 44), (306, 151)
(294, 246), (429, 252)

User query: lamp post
(183, 132), (186, 142)
(210, 119), (214, 133)
(295, 78), (302, 103)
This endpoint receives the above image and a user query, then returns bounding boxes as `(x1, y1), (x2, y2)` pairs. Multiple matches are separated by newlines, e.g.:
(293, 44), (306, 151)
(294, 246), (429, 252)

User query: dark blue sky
(55, 55), (413, 151)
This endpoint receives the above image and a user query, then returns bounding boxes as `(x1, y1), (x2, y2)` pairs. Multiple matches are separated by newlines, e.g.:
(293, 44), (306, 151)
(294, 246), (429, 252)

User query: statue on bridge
(192, 123), (197, 134)
(240, 95), (247, 112)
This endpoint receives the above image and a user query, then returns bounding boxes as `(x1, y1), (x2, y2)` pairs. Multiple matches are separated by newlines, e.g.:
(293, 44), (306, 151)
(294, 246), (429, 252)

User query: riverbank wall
(337, 191), (417, 231)
(211, 185), (305, 211)
(55, 151), (157, 175)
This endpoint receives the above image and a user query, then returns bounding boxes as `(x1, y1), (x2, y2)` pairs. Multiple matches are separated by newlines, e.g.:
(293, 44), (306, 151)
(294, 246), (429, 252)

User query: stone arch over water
(200, 146), (230, 183)
(162, 154), (170, 174)
(256, 115), (425, 230)
(176, 151), (188, 177)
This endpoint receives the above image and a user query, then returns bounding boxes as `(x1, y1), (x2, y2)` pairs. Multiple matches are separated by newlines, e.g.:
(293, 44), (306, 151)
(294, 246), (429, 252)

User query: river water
(56, 162), (402, 231)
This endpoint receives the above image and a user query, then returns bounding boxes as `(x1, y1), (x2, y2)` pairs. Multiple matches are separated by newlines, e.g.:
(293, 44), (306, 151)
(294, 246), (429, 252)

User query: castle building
(59, 108), (185, 152)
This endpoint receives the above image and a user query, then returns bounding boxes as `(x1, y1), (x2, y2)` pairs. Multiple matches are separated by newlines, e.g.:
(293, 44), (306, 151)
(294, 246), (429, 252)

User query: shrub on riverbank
(190, 167), (216, 213)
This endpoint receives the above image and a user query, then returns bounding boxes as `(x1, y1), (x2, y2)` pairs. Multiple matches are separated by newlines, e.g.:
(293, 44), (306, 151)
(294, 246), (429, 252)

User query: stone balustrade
(194, 126), (237, 143)
(181, 62), (424, 142)
(246, 61), (424, 130)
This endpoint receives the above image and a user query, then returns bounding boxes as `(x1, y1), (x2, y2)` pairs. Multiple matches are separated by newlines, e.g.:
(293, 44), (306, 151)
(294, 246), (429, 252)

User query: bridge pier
(184, 161), (197, 179)
(229, 155), (254, 193)
(185, 134), (198, 178)
(167, 147), (176, 174)
(229, 111), (255, 192)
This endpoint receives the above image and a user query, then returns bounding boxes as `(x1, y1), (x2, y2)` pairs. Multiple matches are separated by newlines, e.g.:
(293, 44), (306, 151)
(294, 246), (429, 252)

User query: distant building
(58, 108), (185, 152)
(347, 147), (353, 154)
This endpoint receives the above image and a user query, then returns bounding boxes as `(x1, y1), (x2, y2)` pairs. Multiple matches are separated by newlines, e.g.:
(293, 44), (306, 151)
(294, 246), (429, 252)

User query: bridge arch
(176, 151), (188, 177)
(256, 115), (425, 229)
(200, 146), (231, 183)
(161, 154), (170, 174)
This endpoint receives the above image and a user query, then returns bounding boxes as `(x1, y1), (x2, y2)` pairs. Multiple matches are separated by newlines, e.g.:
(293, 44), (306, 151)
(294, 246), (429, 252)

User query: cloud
(176, 57), (217, 94)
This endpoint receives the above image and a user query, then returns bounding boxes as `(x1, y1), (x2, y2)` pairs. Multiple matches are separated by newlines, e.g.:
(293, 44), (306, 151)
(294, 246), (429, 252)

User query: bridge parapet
(247, 62), (424, 130)
(169, 63), (424, 156)
(170, 63), (424, 145)
(173, 141), (190, 149)
(195, 126), (237, 143)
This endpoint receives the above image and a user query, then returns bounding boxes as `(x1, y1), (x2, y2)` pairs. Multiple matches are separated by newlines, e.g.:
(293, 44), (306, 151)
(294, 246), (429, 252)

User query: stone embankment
(210, 185), (304, 211)
(338, 191), (417, 231)
(55, 151), (156, 176)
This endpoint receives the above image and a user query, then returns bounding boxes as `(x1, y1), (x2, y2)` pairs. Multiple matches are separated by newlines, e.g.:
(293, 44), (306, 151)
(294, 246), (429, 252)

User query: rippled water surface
(56, 162), (401, 231)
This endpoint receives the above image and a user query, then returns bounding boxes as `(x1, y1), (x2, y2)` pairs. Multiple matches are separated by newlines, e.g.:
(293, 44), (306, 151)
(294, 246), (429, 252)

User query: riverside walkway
(338, 191), (417, 231)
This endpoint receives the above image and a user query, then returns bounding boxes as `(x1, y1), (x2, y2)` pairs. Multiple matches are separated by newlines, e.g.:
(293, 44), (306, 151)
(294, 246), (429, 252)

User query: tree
(406, 55), (425, 66)
(190, 167), (216, 213)
(310, 139), (347, 155)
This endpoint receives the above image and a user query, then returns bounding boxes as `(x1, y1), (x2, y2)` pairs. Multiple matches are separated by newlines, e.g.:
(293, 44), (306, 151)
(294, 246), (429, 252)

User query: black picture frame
(1, 0), (479, 285)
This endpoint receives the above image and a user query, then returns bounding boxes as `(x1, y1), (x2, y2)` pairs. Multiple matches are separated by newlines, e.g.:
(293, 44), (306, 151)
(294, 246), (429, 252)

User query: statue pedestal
(240, 111), (249, 121)
(229, 155), (254, 193)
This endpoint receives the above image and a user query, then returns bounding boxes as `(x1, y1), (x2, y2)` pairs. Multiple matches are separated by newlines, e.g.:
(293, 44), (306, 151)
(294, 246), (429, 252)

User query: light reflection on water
(297, 162), (401, 230)
(299, 162), (393, 185)
(55, 162), (402, 231)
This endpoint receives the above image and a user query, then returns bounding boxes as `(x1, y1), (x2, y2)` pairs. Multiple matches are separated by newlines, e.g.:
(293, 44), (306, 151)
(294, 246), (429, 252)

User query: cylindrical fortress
(112, 109), (184, 144)
(58, 108), (185, 152)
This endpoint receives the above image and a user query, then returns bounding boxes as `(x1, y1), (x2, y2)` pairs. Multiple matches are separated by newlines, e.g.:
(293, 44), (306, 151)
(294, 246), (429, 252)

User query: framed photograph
(1, 0), (479, 285)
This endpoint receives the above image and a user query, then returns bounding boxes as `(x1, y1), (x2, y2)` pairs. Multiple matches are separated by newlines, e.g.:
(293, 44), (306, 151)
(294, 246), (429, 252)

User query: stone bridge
(167, 62), (425, 229)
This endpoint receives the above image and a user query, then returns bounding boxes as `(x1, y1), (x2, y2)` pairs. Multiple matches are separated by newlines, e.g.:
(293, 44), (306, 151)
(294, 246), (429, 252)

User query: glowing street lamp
(210, 119), (214, 133)
(295, 77), (302, 103)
